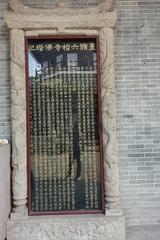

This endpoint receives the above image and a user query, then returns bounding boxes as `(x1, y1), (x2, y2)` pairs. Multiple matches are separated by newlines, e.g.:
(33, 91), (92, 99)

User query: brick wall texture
(0, 0), (160, 227)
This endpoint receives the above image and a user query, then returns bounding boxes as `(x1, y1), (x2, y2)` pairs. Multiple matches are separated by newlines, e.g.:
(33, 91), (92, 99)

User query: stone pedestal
(7, 210), (125, 240)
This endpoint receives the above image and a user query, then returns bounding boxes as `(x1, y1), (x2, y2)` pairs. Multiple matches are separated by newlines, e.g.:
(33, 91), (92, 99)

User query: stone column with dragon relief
(10, 29), (27, 217)
(99, 28), (120, 210)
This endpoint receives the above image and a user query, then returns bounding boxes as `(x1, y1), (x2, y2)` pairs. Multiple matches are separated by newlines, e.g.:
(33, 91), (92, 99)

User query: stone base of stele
(7, 209), (125, 240)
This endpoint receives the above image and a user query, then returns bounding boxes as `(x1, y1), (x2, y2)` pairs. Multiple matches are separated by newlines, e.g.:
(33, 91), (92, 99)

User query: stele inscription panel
(26, 36), (104, 214)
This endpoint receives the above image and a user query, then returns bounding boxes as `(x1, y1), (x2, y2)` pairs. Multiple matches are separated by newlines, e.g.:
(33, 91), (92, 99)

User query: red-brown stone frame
(25, 35), (105, 215)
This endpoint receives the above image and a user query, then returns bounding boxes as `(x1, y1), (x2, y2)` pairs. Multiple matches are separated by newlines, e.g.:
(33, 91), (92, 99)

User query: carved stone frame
(5, 1), (125, 239)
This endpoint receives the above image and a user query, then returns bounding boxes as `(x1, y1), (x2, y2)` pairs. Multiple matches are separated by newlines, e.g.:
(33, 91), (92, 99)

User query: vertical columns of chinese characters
(43, 70), (49, 211)
(64, 68), (71, 210)
(50, 68), (57, 211)
(62, 67), (68, 210)
(76, 69), (82, 186)
(99, 28), (120, 209)
(46, 73), (53, 211)
(68, 68), (75, 210)
(37, 75), (44, 211)
(89, 67), (98, 209)
(30, 77), (39, 211)
(59, 67), (66, 210)
(85, 67), (94, 209)
(29, 80), (34, 209)
(33, 78), (39, 211)
(29, 79), (34, 210)
(41, 70), (47, 211)
(55, 67), (62, 210)
(81, 67), (89, 209)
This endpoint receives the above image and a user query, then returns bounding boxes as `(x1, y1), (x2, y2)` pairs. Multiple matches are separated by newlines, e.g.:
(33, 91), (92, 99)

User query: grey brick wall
(0, 0), (160, 227)
(115, 0), (160, 226)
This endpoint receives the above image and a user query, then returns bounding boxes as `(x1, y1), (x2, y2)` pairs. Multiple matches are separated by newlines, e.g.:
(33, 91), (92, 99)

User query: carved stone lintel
(9, 0), (115, 13)
(99, 28), (120, 209)
(5, 0), (117, 30)
(10, 29), (27, 211)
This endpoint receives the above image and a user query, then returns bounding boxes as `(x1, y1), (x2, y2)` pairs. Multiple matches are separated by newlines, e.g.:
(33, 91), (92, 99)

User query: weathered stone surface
(5, 0), (117, 30)
(10, 29), (27, 208)
(25, 29), (99, 36)
(7, 213), (125, 240)
(5, 0), (120, 213)
(5, 2), (125, 240)
(99, 28), (120, 209)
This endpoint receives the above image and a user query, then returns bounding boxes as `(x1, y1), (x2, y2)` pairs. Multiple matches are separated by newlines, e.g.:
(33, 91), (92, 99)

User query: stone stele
(5, 0), (126, 239)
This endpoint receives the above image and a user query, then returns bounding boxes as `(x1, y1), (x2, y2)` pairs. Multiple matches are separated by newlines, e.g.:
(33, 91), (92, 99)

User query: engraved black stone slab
(27, 37), (103, 214)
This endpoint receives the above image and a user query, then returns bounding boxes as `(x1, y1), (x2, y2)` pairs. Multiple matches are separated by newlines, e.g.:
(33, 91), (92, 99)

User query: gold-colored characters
(29, 39), (101, 212)
(29, 42), (96, 52)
